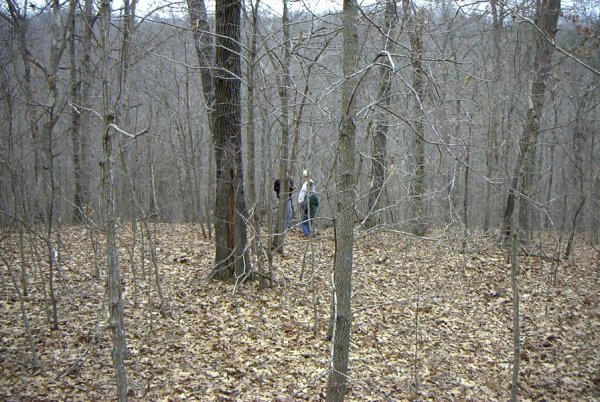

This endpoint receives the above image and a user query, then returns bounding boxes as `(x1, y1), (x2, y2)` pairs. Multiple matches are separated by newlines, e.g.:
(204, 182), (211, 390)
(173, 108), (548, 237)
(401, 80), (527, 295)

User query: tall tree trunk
(405, 1), (427, 236)
(483, 0), (505, 233)
(100, 1), (128, 399)
(6, 0), (42, 221)
(69, 0), (84, 223)
(187, 0), (215, 122)
(272, 0), (292, 254)
(182, 48), (205, 227)
(211, 0), (252, 282)
(65, 0), (97, 222)
(42, 0), (69, 331)
(365, 0), (396, 230)
(116, 0), (138, 222)
(245, 0), (260, 218)
(501, 0), (561, 240)
(103, 119), (129, 402)
(188, 0), (242, 266)
(326, 0), (358, 400)
(187, 0), (216, 235)
(80, 0), (95, 215)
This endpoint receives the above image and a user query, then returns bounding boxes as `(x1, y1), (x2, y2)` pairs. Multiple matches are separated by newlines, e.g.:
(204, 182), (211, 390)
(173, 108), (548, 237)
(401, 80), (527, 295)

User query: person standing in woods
(298, 170), (310, 224)
(274, 170), (295, 229)
(297, 169), (312, 206)
(300, 180), (319, 237)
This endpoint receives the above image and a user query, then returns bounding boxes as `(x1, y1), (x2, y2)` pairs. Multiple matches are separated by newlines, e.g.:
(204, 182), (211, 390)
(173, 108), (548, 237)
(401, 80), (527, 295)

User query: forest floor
(1, 223), (599, 401)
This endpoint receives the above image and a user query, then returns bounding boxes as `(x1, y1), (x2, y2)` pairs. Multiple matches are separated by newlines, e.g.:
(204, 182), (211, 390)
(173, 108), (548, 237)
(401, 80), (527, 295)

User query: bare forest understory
(1, 223), (599, 401)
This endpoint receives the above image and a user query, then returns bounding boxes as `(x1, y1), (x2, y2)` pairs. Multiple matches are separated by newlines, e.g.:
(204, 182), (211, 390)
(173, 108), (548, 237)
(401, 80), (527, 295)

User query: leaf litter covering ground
(1, 223), (599, 401)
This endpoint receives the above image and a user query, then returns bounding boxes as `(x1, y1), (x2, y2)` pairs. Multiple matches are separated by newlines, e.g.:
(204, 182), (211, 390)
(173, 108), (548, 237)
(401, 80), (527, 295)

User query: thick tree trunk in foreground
(188, 0), (251, 282)
(211, 0), (252, 282)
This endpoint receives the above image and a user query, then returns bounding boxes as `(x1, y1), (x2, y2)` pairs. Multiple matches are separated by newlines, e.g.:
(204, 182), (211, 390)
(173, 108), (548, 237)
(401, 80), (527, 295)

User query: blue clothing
(301, 192), (319, 236)
(285, 198), (292, 229)
(274, 176), (295, 230)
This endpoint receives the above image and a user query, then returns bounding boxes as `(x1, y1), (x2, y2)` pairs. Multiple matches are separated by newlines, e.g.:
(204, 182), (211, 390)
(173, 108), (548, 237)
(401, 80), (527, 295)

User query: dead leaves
(0, 225), (598, 400)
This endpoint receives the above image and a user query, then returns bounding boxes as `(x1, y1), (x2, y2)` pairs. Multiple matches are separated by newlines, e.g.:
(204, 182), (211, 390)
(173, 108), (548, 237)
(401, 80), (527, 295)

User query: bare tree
(244, 0), (260, 215)
(187, 0), (252, 282)
(326, 0), (359, 399)
(404, 0), (427, 236)
(3, 0), (75, 330)
(98, 0), (141, 397)
(271, 0), (293, 255)
(365, 0), (397, 230)
(186, 0), (216, 234)
(501, 0), (561, 240)
(483, 0), (506, 233)
(211, 0), (252, 282)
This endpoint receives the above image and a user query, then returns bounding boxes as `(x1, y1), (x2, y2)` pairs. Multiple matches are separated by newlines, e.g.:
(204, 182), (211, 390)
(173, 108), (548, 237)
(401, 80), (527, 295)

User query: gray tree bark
(100, 1), (128, 399)
(405, 0), (428, 236)
(483, 0), (505, 233)
(365, 0), (397, 230)
(69, 0), (84, 223)
(326, 0), (359, 400)
(501, 0), (561, 240)
(187, 0), (216, 237)
(244, 0), (260, 217)
(272, 0), (292, 255)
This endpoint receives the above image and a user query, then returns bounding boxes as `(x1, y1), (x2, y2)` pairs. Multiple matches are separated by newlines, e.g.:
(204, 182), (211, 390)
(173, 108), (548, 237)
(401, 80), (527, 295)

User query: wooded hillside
(0, 0), (598, 400)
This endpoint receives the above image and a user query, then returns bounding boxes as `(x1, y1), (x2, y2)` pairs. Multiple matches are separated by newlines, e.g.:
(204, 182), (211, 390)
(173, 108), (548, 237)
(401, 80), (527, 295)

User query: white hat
(302, 169), (308, 176)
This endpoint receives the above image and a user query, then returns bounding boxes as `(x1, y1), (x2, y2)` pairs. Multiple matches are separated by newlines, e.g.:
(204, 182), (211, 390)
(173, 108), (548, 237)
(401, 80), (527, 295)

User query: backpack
(305, 192), (319, 217)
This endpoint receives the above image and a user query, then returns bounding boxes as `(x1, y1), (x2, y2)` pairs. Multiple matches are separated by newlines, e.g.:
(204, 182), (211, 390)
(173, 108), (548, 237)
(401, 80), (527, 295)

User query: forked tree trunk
(188, 0), (250, 281)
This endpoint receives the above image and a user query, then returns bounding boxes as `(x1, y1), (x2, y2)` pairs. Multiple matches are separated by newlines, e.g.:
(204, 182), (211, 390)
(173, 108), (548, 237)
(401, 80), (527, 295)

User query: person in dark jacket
(274, 170), (295, 229)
